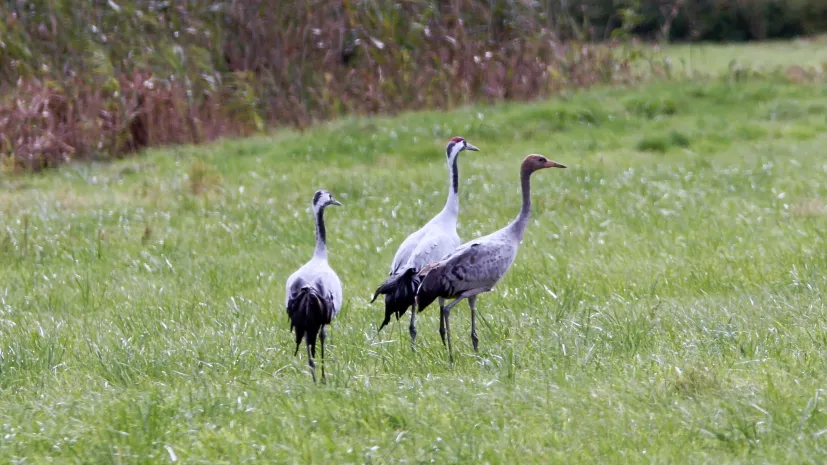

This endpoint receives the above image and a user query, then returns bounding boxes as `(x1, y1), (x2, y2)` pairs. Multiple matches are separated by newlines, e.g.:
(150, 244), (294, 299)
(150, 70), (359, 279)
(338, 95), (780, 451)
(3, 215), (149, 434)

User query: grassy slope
(641, 35), (827, 76)
(1, 59), (827, 462)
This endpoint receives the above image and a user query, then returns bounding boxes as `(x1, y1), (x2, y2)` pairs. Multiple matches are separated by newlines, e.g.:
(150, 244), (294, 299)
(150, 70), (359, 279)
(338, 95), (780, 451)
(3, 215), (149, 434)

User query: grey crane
(285, 190), (343, 382)
(414, 155), (567, 362)
(371, 137), (479, 347)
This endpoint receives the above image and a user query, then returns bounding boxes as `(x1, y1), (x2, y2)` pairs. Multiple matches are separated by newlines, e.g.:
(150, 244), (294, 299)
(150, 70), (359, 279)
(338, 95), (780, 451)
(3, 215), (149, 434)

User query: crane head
(446, 136), (480, 160)
(312, 190), (342, 212)
(522, 154), (567, 173)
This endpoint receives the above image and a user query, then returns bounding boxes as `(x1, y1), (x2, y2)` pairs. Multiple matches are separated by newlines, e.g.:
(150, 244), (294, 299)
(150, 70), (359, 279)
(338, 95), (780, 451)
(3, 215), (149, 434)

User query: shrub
(0, 0), (642, 170)
(2, 0), (827, 171)
(565, 0), (827, 41)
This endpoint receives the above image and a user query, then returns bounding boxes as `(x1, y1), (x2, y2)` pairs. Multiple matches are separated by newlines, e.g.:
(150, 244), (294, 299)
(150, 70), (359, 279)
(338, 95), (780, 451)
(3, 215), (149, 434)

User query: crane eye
(539, 157), (547, 163)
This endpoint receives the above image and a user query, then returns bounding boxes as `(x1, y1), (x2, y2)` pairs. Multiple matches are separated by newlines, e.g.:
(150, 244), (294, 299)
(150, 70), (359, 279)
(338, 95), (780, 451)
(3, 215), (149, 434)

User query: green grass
(637, 35), (827, 77)
(2, 74), (827, 462)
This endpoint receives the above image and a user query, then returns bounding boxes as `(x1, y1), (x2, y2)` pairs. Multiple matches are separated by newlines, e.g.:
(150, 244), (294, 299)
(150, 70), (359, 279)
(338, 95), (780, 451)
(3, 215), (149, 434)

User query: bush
(567, 0), (827, 41)
(0, 0), (641, 170)
(2, 0), (826, 171)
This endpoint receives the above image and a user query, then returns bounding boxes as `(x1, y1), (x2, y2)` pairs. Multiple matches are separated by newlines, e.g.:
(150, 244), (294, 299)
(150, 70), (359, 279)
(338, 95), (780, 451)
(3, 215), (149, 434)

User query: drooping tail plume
(372, 267), (420, 331)
(288, 286), (330, 354)
(413, 264), (444, 313)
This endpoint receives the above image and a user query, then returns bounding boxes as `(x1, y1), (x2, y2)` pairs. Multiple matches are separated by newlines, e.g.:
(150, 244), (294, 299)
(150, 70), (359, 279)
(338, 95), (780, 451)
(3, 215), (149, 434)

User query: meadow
(657, 35), (827, 73)
(1, 43), (826, 463)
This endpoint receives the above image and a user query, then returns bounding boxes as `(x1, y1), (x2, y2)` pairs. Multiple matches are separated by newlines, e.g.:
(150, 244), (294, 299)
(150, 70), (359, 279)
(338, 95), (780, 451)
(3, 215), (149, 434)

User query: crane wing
(389, 227), (427, 274)
(285, 271), (306, 308)
(416, 237), (516, 310)
(315, 266), (343, 317)
(406, 230), (461, 271)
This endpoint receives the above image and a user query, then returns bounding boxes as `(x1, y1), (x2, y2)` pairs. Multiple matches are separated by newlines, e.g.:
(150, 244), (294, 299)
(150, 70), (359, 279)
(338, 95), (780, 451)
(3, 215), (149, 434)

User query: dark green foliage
(636, 134), (671, 152)
(624, 96), (680, 119)
(668, 130), (690, 147)
(636, 130), (690, 152)
(569, 0), (827, 41)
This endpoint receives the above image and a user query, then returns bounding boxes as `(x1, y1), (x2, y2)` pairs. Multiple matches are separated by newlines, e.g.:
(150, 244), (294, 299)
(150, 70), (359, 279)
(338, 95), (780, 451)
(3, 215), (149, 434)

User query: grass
(637, 34), (827, 77)
(2, 55), (827, 462)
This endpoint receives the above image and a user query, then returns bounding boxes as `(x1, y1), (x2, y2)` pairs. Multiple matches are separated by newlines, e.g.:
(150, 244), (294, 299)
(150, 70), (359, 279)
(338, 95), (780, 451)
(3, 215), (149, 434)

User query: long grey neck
(313, 207), (328, 260)
(440, 153), (460, 218)
(509, 169), (533, 241)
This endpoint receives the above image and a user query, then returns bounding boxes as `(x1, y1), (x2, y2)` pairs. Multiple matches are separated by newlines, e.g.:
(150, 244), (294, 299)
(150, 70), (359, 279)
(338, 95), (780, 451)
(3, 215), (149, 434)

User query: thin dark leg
(438, 297), (447, 346)
(441, 297), (465, 364)
(320, 326), (327, 383)
(469, 295), (479, 352)
(306, 343), (317, 383)
(409, 304), (417, 351)
(441, 306), (453, 364)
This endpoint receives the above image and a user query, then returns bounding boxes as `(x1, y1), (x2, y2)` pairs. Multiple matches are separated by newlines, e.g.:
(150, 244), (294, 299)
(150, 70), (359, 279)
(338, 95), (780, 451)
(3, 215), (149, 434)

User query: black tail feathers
(373, 268), (420, 331)
(412, 270), (442, 313)
(288, 286), (328, 354)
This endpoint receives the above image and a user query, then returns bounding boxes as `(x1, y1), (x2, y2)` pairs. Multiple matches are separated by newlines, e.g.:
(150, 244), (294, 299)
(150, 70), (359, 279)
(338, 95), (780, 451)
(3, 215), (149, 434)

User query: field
(1, 42), (827, 463)
(657, 35), (827, 74)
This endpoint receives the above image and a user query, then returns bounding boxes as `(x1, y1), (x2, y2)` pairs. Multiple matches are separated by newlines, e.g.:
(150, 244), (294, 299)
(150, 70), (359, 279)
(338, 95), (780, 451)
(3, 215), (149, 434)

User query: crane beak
(465, 142), (480, 152)
(545, 160), (567, 169)
(327, 199), (342, 207)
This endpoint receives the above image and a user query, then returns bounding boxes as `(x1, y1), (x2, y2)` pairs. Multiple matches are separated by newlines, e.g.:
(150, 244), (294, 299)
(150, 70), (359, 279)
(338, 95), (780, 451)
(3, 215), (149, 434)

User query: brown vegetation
(1, 0), (826, 171)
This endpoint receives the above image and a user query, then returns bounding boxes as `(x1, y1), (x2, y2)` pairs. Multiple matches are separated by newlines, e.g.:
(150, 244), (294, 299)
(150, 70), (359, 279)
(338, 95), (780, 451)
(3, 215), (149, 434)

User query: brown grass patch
(791, 198), (826, 217)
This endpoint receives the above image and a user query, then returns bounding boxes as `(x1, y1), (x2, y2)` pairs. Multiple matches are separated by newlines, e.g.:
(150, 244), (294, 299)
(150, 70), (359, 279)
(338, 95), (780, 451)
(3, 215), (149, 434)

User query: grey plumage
(285, 190), (343, 382)
(415, 155), (567, 362)
(372, 137), (479, 347)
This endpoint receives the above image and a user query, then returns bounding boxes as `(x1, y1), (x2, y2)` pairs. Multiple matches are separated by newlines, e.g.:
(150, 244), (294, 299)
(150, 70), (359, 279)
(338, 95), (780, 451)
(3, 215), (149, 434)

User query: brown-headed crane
(415, 155), (567, 362)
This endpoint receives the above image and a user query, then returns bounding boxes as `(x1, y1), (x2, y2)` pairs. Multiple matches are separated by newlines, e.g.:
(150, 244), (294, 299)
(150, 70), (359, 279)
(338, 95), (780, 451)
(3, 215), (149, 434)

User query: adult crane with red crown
(372, 136), (479, 347)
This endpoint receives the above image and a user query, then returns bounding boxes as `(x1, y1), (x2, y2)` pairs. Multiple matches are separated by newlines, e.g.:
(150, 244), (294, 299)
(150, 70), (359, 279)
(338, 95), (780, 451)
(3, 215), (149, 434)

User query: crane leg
(438, 298), (447, 346)
(441, 305), (454, 364)
(469, 295), (479, 353)
(409, 304), (418, 351)
(442, 297), (466, 364)
(320, 325), (327, 383)
(306, 342), (317, 383)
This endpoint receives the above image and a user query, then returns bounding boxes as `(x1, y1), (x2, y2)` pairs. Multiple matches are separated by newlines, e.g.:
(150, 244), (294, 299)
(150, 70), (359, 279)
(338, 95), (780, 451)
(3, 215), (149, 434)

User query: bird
(285, 190), (343, 382)
(371, 136), (480, 347)
(414, 154), (567, 362)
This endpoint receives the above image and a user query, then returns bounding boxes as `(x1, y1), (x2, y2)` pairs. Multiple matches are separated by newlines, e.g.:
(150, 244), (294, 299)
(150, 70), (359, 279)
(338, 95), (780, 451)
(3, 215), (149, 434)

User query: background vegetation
(3, 0), (827, 170)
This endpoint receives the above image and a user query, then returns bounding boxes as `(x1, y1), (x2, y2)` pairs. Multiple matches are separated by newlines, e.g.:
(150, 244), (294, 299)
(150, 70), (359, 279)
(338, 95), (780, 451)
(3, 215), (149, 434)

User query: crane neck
(509, 166), (534, 241)
(441, 154), (460, 218)
(313, 207), (328, 260)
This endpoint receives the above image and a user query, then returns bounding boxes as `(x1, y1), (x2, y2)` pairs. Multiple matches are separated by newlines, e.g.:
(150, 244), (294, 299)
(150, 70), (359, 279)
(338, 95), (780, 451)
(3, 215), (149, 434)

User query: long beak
(545, 160), (567, 169)
(328, 199), (342, 207)
(465, 143), (480, 152)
